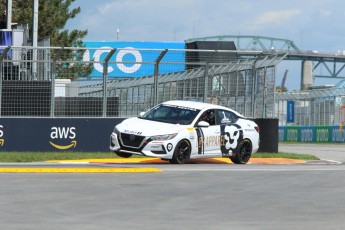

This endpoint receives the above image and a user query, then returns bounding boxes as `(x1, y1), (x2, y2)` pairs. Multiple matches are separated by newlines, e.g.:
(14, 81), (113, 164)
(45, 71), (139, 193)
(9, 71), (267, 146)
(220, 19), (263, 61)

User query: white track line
(319, 159), (343, 164)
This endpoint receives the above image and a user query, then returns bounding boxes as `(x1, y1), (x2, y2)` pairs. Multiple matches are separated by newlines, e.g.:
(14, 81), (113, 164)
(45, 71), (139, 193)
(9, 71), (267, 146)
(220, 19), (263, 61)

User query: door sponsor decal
(220, 124), (243, 157)
(195, 128), (204, 154)
(196, 124), (243, 156)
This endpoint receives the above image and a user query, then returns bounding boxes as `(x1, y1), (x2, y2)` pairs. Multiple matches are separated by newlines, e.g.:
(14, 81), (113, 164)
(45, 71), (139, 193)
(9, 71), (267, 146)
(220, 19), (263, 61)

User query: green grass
(253, 152), (319, 160)
(0, 152), (117, 163)
(0, 151), (319, 162)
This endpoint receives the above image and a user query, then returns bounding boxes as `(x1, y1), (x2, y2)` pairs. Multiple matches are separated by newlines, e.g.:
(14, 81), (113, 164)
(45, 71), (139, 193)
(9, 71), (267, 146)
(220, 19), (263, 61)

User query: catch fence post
(102, 49), (116, 117)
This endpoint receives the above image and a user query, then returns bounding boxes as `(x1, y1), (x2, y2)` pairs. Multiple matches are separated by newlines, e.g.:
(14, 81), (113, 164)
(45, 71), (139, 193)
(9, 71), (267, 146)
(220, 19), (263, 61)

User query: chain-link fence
(276, 87), (345, 126)
(0, 46), (285, 118)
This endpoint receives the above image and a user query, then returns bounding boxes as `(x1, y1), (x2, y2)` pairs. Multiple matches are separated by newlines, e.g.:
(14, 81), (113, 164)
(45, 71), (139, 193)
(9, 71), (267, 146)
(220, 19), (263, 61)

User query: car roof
(161, 100), (244, 117)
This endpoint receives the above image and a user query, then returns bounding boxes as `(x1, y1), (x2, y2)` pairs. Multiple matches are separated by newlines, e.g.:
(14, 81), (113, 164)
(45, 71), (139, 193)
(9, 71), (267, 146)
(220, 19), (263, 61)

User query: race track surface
(1, 144), (345, 230)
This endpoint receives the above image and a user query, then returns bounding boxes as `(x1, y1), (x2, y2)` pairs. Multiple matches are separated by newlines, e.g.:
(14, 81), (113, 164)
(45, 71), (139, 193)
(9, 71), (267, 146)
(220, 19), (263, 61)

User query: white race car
(110, 100), (260, 164)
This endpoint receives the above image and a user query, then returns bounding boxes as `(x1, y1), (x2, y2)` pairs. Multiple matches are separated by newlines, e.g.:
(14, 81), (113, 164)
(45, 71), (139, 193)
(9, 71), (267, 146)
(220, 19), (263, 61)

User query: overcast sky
(66, 0), (345, 90)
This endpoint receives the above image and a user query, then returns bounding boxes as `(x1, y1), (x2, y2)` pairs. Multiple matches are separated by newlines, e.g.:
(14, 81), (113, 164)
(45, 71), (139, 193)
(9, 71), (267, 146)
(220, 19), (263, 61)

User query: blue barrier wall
(279, 125), (345, 143)
(0, 118), (125, 152)
(0, 118), (276, 152)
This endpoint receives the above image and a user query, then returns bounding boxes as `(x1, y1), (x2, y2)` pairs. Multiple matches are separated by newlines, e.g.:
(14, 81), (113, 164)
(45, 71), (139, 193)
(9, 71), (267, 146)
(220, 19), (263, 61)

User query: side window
(216, 110), (238, 124)
(198, 109), (216, 126)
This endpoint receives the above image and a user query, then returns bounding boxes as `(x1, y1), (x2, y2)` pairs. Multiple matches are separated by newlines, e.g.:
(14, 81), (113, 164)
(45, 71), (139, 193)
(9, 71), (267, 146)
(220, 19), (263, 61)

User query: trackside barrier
(253, 118), (278, 153)
(0, 118), (126, 152)
(279, 125), (345, 143)
(0, 118), (277, 152)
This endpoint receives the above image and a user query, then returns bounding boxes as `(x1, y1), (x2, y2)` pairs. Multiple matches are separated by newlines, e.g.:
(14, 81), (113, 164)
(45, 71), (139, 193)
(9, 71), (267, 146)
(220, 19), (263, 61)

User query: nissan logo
(129, 134), (136, 141)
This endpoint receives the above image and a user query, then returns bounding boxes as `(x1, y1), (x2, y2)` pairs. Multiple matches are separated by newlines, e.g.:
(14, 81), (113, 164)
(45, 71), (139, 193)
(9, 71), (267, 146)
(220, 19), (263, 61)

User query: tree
(1, 0), (92, 79)
(276, 86), (288, 92)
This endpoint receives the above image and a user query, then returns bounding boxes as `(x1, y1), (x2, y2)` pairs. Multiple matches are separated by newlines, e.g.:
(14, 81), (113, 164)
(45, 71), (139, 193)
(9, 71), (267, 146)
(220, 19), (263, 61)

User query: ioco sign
(83, 41), (186, 78)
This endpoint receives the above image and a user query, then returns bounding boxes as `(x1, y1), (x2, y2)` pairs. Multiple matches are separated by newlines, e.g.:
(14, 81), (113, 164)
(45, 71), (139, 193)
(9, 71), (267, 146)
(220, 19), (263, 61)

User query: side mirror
(138, 112), (145, 117)
(196, 121), (210, 127)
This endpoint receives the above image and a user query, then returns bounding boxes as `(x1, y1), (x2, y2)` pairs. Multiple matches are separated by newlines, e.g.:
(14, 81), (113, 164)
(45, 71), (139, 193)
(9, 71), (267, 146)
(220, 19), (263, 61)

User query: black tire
(169, 140), (191, 164)
(114, 151), (133, 158)
(230, 139), (252, 164)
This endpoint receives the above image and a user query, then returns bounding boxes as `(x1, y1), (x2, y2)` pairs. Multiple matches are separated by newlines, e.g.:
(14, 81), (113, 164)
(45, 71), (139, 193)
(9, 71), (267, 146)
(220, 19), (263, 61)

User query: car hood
(116, 117), (188, 136)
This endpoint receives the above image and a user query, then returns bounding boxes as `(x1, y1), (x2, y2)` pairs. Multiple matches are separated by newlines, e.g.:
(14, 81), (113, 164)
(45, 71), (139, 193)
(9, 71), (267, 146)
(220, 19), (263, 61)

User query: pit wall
(279, 125), (345, 143)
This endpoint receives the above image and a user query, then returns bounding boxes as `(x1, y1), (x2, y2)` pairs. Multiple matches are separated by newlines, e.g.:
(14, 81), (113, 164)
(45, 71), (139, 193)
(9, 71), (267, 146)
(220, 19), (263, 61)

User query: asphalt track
(0, 157), (306, 173)
(1, 144), (345, 229)
(279, 143), (345, 162)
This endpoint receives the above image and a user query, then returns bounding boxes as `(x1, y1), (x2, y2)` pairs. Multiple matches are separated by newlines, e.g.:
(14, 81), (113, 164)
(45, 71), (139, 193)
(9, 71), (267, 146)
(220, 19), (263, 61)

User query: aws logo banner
(49, 127), (77, 150)
(0, 118), (127, 152)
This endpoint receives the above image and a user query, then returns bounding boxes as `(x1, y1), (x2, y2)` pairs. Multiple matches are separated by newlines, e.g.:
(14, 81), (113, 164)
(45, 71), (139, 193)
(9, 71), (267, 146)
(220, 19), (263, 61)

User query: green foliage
(0, 152), (117, 162)
(276, 86), (288, 92)
(53, 48), (93, 79)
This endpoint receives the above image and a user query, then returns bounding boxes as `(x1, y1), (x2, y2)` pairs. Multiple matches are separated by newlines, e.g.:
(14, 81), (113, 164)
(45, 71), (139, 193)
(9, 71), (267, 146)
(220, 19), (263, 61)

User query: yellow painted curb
(0, 168), (163, 173)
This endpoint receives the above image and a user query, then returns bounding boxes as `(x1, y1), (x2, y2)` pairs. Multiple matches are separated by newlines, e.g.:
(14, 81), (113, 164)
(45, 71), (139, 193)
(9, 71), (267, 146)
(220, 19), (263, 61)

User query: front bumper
(109, 132), (174, 158)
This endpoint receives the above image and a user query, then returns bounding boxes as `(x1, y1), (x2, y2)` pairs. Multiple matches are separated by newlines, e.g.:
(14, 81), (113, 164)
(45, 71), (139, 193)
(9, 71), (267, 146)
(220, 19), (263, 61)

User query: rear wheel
(230, 139), (252, 164)
(114, 151), (133, 158)
(169, 140), (191, 164)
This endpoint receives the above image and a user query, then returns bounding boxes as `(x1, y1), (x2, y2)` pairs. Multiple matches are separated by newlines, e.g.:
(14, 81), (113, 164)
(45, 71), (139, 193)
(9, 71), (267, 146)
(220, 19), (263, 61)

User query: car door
(216, 109), (243, 157)
(195, 109), (222, 156)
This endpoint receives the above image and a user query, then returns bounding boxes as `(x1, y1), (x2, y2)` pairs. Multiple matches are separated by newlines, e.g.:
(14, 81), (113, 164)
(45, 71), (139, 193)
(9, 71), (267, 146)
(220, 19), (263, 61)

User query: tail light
(254, 126), (260, 133)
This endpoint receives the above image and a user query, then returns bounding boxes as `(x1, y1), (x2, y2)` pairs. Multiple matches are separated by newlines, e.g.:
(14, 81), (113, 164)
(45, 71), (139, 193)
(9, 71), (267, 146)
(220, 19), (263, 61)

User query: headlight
(150, 133), (178, 141)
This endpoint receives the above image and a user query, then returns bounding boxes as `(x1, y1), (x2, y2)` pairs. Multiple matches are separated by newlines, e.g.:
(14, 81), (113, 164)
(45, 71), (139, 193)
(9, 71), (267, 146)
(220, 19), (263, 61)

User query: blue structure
(83, 41), (185, 78)
(279, 125), (345, 143)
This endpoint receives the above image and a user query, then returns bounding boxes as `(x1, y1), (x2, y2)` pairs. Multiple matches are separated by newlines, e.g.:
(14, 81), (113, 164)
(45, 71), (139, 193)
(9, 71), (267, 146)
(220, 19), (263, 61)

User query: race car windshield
(140, 104), (200, 125)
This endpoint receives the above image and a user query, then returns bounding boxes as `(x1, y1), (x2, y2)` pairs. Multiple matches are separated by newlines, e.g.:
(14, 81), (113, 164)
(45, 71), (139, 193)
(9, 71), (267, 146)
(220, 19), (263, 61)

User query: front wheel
(114, 151), (133, 158)
(230, 139), (252, 164)
(169, 140), (191, 164)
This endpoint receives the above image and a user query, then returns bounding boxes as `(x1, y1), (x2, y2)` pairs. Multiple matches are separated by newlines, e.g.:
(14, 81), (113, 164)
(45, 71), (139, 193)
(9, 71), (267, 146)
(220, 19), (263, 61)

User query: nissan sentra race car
(110, 100), (260, 164)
